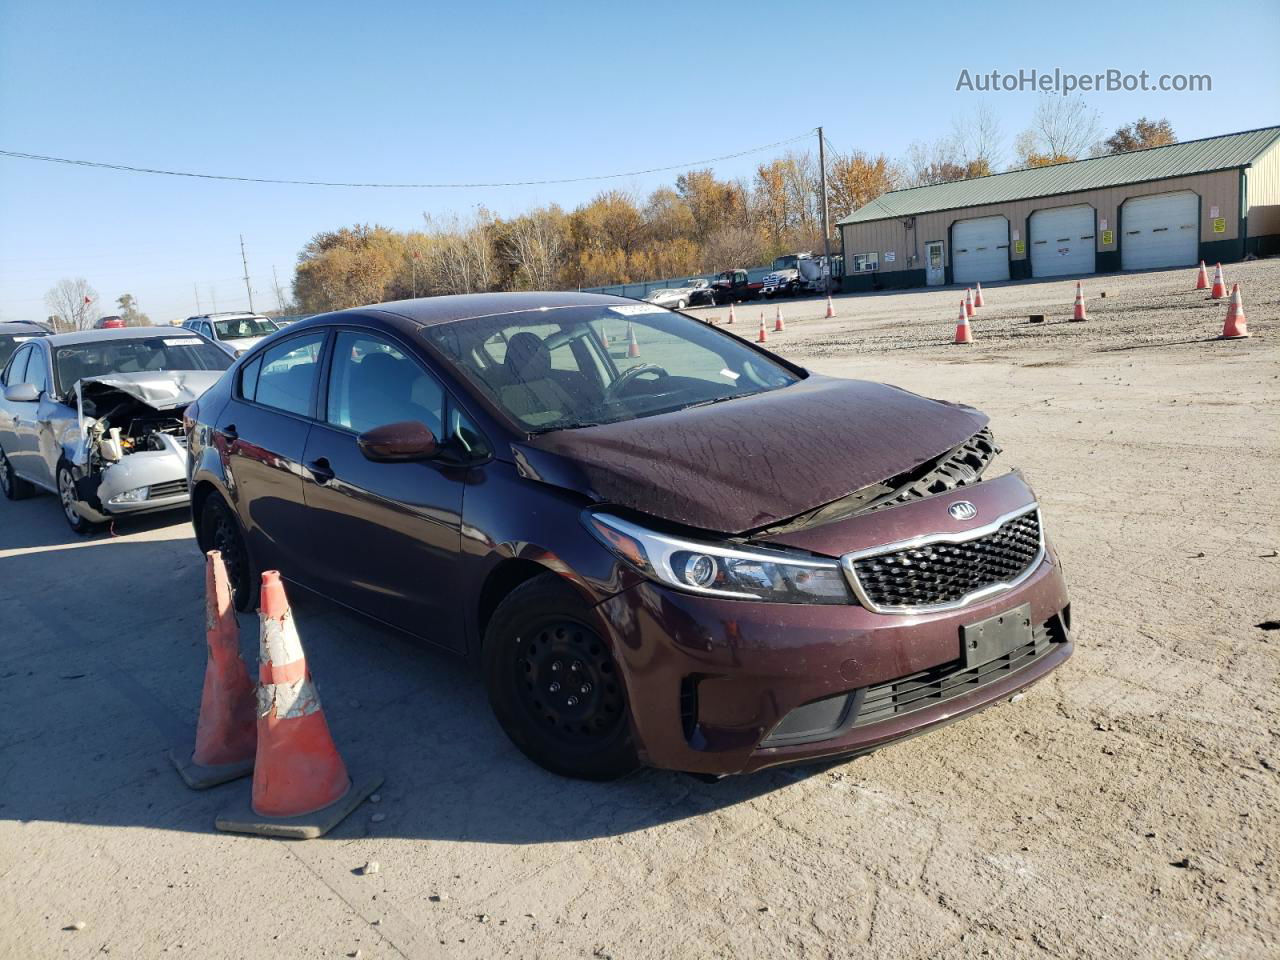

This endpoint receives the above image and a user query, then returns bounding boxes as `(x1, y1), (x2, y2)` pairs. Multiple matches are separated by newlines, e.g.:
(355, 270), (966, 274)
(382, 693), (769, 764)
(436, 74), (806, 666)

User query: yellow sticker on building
(1212, 217), (1226, 233)
(1101, 229), (1114, 245)
(1014, 240), (1025, 254)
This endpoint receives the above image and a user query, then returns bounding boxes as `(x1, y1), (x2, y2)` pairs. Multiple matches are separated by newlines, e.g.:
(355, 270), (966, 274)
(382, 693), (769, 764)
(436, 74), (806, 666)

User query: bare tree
(500, 207), (567, 290)
(1013, 96), (1103, 167)
(701, 225), (766, 272)
(422, 211), (498, 295)
(44, 278), (101, 331)
(952, 103), (1004, 172)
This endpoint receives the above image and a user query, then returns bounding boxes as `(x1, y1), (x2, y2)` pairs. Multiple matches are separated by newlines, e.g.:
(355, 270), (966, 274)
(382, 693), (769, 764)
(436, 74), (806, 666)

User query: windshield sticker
(608, 304), (666, 317)
(162, 338), (204, 346)
(12, 336), (36, 342)
(719, 368), (740, 380)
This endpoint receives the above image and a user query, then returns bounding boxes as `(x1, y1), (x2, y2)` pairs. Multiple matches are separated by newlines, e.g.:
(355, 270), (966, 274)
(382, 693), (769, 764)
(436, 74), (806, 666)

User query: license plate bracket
(960, 603), (1032, 668)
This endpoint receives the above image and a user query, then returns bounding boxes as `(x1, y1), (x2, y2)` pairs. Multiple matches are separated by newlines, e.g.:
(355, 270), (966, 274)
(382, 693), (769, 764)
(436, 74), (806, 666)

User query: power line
(0, 133), (814, 190)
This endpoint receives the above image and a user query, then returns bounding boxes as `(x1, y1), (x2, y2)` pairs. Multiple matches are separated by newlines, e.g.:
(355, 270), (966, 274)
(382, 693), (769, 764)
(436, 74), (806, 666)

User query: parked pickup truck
(710, 269), (763, 305)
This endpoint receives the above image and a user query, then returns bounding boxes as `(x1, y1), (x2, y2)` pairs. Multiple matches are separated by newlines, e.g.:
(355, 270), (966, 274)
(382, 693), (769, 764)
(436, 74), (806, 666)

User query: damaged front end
(68, 376), (203, 520)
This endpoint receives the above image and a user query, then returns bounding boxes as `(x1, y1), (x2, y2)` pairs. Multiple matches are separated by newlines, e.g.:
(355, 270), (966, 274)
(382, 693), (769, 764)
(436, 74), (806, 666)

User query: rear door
(217, 329), (328, 579)
(298, 328), (467, 648)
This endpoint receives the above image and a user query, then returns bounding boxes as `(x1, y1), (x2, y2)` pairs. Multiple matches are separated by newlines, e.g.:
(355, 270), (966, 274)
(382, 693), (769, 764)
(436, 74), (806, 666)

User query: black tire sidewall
(56, 462), (93, 534)
(483, 574), (639, 781)
(201, 493), (258, 612)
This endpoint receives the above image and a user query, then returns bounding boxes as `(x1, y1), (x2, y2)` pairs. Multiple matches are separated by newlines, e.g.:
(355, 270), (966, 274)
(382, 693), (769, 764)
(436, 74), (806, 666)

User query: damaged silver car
(0, 327), (231, 532)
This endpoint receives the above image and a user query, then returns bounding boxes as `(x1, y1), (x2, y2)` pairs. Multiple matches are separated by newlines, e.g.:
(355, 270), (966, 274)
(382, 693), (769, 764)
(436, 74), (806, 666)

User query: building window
(852, 252), (879, 272)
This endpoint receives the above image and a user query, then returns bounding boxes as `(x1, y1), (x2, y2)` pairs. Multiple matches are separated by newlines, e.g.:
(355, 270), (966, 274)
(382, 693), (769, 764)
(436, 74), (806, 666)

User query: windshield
(1, 333), (44, 369)
(424, 303), (801, 432)
(54, 335), (233, 396)
(213, 316), (278, 340)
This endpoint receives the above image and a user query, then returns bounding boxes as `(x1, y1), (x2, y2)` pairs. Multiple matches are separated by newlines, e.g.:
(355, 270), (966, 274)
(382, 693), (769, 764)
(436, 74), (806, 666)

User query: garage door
(1030, 205), (1096, 277)
(952, 216), (1010, 283)
(1121, 191), (1199, 270)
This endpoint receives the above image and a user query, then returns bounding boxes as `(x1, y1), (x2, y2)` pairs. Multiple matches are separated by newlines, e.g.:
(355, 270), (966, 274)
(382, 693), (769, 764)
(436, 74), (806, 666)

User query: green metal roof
(839, 125), (1280, 225)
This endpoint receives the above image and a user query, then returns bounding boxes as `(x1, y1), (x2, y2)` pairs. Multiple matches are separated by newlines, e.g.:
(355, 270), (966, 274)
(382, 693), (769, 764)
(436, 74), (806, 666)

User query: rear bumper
(595, 537), (1072, 776)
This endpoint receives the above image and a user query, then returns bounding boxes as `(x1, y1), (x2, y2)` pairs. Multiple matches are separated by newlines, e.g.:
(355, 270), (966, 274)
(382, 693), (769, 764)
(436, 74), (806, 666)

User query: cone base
(216, 766), (383, 840)
(169, 735), (254, 790)
(1069, 318), (1087, 323)
(1218, 332), (1250, 340)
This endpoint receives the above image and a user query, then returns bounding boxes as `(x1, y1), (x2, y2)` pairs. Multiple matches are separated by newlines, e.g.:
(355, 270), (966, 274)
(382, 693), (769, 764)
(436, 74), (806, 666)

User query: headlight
(108, 486), (150, 504)
(586, 512), (852, 604)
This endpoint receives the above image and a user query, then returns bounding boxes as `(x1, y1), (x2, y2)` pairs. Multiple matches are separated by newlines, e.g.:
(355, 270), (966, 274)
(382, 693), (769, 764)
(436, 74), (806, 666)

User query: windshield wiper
(681, 392), (750, 411)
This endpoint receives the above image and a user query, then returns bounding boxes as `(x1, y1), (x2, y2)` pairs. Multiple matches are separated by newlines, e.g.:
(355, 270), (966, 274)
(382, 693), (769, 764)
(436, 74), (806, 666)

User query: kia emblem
(948, 501), (978, 521)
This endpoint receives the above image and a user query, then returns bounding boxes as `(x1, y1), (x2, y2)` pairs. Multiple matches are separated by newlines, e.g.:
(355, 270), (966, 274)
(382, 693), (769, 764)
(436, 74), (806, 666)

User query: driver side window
(326, 331), (444, 437)
(3, 346), (31, 386)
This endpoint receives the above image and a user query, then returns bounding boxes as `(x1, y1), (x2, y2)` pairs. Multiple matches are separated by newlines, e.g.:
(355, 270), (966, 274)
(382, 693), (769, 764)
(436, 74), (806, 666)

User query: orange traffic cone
(627, 322), (641, 358)
(216, 571), (381, 839)
(1071, 282), (1088, 322)
(601, 326), (610, 347)
(757, 312), (768, 343)
(774, 305), (785, 332)
(1220, 283), (1249, 339)
(727, 302), (736, 324)
(170, 550), (257, 789)
(965, 288), (975, 318)
(825, 295), (836, 319)
(1194, 261), (1209, 291)
(974, 282), (985, 308)
(1210, 263), (1226, 299)
(953, 300), (973, 344)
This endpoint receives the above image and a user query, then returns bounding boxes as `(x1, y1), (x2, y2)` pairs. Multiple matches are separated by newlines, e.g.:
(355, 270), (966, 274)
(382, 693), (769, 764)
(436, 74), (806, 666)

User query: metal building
(838, 125), (1280, 292)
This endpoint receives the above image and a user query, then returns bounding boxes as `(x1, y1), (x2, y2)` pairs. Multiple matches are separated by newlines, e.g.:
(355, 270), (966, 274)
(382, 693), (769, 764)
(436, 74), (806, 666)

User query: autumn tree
(826, 150), (899, 222)
(1012, 96), (1102, 169)
(1102, 117), (1176, 154)
(495, 206), (568, 291)
(293, 224), (403, 312)
(44, 278), (100, 331)
(116, 293), (150, 326)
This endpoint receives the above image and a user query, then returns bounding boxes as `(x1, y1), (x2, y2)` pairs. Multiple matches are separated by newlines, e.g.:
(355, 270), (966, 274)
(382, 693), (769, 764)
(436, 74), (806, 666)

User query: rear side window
(239, 355), (262, 401)
(251, 332), (326, 417)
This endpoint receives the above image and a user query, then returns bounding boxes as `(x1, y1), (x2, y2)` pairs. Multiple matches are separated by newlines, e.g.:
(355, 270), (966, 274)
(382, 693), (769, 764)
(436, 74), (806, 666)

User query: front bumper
(74, 441), (190, 522)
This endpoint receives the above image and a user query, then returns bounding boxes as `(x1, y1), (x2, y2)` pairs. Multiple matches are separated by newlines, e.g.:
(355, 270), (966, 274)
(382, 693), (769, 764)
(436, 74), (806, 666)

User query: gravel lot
(1, 261), (1276, 960)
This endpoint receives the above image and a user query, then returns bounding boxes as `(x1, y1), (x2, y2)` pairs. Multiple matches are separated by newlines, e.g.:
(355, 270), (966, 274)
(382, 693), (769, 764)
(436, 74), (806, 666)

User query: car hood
(222, 336), (265, 351)
(77, 370), (223, 410)
(512, 375), (989, 534)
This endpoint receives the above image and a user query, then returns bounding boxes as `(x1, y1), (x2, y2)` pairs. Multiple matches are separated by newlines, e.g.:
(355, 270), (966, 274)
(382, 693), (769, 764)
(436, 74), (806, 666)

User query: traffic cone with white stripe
(953, 300), (973, 344)
(1194, 261), (1209, 291)
(1071, 282), (1088, 322)
(170, 550), (257, 789)
(825, 295), (836, 318)
(965, 288), (975, 318)
(1219, 283), (1249, 339)
(1210, 263), (1226, 299)
(216, 571), (381, 839)
(627, 321), (641, 358)
(974, 282), (985, 308)
(757, 312), (768, 343)
(774, 304), (785, 332)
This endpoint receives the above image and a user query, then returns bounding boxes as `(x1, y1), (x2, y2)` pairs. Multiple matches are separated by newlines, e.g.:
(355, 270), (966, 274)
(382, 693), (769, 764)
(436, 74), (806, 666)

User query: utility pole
(817, 126), (833, 294)
(240, 235), (255, 312)
(272, 265), (286, 312)
(194, 283), (202, 314)
(210, 286), (218, 313)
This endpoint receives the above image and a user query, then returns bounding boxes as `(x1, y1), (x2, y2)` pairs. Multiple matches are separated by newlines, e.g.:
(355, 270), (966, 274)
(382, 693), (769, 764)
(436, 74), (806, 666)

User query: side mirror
(357, 420), (439, 462)
(3, 383), (39, 403)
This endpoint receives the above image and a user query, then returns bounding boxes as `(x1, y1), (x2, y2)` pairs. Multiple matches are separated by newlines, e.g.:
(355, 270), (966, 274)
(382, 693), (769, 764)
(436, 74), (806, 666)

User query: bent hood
(513, 375), (988, 534)
(77, 370), (223, 410)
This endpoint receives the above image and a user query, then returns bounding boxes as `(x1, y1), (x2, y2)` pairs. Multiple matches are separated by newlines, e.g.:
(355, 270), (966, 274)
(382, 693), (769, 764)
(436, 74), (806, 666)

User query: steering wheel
(604, 362), (670, 400)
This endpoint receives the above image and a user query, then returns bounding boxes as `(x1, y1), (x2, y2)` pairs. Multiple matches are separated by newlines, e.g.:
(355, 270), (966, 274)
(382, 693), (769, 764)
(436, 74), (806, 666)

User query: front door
(299, 329), (465, 650)
(925, 241), (945, 286)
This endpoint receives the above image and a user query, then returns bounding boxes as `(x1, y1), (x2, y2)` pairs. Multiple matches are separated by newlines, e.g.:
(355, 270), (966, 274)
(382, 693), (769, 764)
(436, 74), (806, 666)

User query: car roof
(291, 291), (646, 331)
(0, 320), (53, 335)
(41, 326), (208, 348)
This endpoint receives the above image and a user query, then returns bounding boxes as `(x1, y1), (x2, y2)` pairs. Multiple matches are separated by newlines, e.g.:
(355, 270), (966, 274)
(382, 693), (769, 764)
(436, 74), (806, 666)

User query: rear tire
(483, 573), (640, 781)
(200, 493), (258, 612)
(0, 445), (34, 500)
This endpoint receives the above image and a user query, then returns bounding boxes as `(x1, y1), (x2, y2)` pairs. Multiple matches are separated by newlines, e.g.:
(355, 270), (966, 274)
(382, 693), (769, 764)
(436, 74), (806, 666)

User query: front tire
(483, 574), (639, 781)
(200, 493), (258, 612)
(56, 461), (97, 535)
(0, 445), (34, 500)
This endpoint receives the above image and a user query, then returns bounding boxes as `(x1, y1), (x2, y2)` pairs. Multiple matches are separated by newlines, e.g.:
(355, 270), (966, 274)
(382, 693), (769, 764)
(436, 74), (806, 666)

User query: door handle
(308, 457), (335, 484)
(221, 423), (239, 442)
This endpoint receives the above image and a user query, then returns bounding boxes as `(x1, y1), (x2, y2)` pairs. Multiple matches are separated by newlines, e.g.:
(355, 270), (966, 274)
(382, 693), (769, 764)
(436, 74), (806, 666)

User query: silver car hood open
(76, 371), (223, 410)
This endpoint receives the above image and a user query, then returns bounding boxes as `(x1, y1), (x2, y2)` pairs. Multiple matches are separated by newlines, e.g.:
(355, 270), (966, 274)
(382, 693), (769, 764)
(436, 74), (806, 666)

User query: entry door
(299, 329), (465, 650)
(952, 216), (1011, 283)
(1121, 191), (1199, 270)
(1030, 205), (1097, 277)
(925, 241), (945, 286)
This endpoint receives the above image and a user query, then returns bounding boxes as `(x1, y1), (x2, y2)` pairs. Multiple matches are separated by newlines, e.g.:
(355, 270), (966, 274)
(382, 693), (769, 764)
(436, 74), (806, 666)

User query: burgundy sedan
(185, 292), (1071, 780)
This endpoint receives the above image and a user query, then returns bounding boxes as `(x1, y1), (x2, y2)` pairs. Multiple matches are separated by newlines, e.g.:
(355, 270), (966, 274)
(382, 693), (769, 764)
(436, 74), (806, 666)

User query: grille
(865, 428), (1000, 513)
(847, 509), (1041, 611)
(147, 479), (189, 500)
(853, 615), (1066, 727)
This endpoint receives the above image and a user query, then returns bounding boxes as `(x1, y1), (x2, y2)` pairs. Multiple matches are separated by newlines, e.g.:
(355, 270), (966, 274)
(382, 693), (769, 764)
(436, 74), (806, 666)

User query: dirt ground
(1, 261), (1276, 960)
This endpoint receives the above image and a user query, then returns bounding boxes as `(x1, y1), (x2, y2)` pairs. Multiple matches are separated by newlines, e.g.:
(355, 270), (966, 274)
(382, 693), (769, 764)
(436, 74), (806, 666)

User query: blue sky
(2, 0), (1277, 321)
